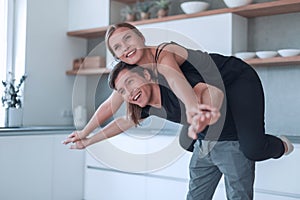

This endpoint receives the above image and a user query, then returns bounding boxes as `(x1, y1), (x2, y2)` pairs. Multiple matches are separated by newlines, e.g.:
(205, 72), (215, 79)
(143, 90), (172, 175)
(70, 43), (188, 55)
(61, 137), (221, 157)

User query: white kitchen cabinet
(84, 137), (300, 200)
(146, 176), (188, 200)
(68, 0), (110, 31)
(84, 133), (191, 200)
(85, 168), (147, 200)
(137, 13), (247, 56)
(254, 144), (300, 199)
(107, 13), (247, 70)
(0, 132), (85, 200)
(52, 134), (85, 200)
(0, 135), (53, 200)
(254, 192), (300, 200)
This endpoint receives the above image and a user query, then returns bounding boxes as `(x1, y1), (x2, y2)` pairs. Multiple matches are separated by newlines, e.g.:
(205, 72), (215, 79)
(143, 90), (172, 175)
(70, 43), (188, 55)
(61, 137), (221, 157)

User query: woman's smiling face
(114, 68), (152, 108)
(108, 27), (146, 65)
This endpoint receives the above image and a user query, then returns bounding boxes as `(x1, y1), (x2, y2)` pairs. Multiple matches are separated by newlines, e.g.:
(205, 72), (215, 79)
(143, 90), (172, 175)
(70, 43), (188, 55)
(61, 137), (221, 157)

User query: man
(67, 61), (255, 200)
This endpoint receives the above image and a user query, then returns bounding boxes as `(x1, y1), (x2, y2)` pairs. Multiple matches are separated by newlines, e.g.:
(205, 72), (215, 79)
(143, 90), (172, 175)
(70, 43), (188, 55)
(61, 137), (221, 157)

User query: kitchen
(0, 0), (300, 199)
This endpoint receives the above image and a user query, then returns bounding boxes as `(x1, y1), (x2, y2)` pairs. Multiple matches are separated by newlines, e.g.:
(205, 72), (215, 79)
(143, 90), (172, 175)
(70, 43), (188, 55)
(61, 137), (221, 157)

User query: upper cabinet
(68, 0), (110, 31)
(67, 0), (300, 38)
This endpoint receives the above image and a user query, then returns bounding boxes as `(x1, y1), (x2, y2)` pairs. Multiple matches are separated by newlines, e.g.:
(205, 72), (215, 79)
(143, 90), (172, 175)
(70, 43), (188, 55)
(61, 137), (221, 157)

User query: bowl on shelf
(180, 1), (210, 14)
(234, 52), (256, 60)
(223, 0), (252, 8)
(277, 49), (300, 57)
(256, 51), (278, 59)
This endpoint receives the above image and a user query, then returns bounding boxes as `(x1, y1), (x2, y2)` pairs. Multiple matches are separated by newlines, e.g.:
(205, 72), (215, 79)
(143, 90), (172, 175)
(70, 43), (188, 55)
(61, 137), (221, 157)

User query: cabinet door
(68, 0), (110, 31)
(136, 13), (247, 55)
(255, 144), (300, 196)
(0, 135), (53, 200)
(146, 176), (188, 200)
(52, 134), (85, 200)
(84, 168), (147, 200)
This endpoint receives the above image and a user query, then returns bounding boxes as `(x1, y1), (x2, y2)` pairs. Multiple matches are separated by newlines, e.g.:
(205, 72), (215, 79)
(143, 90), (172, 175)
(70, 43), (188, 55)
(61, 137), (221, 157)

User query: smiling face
(108, 27), (146, 65)
(114, 68), (154, 108)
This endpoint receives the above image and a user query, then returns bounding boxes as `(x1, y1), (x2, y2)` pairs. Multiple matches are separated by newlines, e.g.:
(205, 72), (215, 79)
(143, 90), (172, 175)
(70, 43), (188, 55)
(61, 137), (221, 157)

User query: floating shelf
(246, 55), (300, 67)
(66, 56), (300, 76)
(66, 68), (111, 75)
(67, 0), (300, 38)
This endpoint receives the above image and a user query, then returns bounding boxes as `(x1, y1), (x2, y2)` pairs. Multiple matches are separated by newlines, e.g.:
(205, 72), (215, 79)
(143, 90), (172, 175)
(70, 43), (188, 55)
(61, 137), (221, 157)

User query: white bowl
(234, 52), (256, 60)
(256, 51), (278, 59)
(277, 49), (300, 57)
(180, 1), (210, 14)
(223, 0), (252, 8)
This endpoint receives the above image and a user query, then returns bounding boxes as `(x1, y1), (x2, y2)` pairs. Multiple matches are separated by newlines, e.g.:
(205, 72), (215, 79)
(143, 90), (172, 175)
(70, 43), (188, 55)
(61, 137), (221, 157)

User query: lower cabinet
(213, 144), (300, 200)
(254, 144), (300, 200)
(84, 143), (191, 200)
(84, 142), (300, 200)
(84, 166), (189, 200)
(0, 132), (85, 200)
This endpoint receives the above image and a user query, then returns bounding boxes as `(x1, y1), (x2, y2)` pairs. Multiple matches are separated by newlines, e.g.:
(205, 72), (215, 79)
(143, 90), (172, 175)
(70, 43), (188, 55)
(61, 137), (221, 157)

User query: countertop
(0, 126), (75, 136)
(0, 126), (299, 144)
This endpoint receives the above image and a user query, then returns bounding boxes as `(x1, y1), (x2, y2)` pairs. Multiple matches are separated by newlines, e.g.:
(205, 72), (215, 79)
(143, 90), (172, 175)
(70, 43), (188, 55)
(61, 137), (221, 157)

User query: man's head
(109, 61), (155, 108)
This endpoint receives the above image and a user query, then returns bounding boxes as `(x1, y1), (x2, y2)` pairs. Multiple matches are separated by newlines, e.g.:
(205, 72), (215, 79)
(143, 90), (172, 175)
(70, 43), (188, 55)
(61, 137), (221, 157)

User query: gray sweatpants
(187, 140), (255, 200)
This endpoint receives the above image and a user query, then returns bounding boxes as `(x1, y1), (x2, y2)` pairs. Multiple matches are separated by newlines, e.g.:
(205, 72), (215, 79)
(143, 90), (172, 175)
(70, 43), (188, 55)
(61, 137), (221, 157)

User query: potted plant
(121, 5), (137, 22)
(136, 1), (154, 20)
(155, 0), (171, 18)
(1, 72), (27, 127)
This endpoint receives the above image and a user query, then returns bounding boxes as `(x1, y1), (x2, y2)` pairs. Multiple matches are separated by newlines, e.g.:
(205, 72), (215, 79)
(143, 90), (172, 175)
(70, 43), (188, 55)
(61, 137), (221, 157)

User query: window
(0, 0), (27, 127)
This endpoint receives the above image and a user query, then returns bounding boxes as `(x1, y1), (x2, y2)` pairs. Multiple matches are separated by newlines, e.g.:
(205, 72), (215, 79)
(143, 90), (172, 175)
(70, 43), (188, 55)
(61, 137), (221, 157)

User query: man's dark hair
(108, 61), (153, 89)
(108, 61), (154, 125)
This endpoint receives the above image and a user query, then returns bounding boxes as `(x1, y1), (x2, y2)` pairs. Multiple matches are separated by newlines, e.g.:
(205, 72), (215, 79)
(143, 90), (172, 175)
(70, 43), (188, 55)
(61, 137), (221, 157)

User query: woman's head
(105, 23), (146, 64)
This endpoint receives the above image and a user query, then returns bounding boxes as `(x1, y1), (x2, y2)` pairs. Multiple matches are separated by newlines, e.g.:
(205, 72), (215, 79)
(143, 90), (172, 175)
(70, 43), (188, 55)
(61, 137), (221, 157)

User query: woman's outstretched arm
(63, 91), (124, 144)
(66, 116), (135, 149)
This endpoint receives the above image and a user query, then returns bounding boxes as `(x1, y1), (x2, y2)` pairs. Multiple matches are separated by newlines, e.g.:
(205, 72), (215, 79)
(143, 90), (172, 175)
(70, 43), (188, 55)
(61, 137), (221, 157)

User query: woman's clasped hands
(187, 104), (220, 140)
(62, 130), (89, 150)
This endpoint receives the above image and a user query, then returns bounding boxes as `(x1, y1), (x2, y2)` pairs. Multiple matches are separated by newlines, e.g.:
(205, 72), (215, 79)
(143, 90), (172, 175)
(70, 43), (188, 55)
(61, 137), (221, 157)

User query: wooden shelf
(246, 55), (300, 67)
(66, 56), (300, 76)
(67, 0), (300, 38)
(66, 68), (111, 75)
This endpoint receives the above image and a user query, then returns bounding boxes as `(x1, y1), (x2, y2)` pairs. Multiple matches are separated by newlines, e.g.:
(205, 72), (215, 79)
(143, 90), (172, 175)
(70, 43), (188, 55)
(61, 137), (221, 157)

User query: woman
(64, 22), (293, 160)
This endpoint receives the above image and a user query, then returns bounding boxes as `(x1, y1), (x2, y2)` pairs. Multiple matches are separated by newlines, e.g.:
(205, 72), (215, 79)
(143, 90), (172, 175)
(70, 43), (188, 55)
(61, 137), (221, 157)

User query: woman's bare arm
(68, 116), (135, 149)
(63, 91), (124, 144)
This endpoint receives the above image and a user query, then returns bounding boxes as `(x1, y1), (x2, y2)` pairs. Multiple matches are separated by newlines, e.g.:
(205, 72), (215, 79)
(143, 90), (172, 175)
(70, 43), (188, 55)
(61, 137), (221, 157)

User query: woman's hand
(186, 104), (219, 124)
(62, 131), (90, 150)
(187, 104), (221, 139)
(62, 130), (87, 145)
(69, 138), (89, 150)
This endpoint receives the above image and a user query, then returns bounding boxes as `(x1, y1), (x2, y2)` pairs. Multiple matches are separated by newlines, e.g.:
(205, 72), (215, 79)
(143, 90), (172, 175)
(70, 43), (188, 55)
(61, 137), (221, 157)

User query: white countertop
(0, 126), (75, 136)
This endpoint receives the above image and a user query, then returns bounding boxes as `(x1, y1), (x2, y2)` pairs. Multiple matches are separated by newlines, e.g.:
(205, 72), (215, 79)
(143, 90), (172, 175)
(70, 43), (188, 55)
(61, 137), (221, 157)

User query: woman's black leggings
(226, 64), (285, 161)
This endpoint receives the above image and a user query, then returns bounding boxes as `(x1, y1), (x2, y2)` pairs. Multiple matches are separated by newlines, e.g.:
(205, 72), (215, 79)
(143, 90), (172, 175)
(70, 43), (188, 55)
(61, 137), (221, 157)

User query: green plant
(1, 72), (27, 108)
(121, 5), (137, 21)
(155, 0), (171, 10)
(121, 5), (137, 16)
(136, 1), (154, 13)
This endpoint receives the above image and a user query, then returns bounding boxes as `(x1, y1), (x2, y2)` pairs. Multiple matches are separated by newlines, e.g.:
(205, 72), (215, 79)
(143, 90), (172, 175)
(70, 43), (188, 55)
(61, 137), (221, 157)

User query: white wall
(23, 0), (87, 126)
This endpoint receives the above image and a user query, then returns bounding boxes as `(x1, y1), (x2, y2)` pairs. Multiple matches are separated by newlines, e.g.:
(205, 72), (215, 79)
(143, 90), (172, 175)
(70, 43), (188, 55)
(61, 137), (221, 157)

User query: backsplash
(87, 8), (300, 136)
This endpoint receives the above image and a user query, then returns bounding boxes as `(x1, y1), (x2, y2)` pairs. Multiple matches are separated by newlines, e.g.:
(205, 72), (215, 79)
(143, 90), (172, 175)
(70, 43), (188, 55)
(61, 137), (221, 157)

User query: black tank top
(141, 42), (253, 141)
(154, 41), (249, 89)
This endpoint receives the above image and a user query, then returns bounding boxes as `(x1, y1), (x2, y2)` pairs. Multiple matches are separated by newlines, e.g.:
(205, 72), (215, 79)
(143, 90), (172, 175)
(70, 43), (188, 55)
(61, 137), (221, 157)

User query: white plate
(277, 49), (300, 57)
(256, 51), (278, 59)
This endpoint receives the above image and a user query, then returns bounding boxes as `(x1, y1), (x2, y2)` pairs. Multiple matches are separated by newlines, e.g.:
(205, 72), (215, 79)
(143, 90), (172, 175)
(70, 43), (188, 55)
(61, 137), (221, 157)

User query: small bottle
(74, 105), (87, 129)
